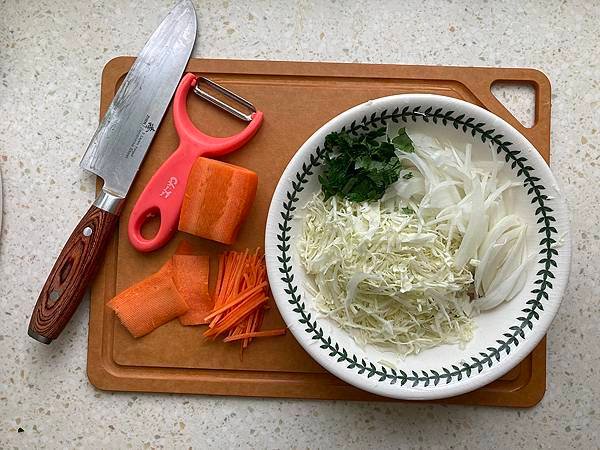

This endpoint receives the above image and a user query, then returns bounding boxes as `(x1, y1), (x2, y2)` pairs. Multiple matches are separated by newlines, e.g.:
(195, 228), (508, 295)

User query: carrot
(203, 295), (267, 337)
(178, 157), (258, 245)
(242, 313), (254, 348)
(107, 237), (215, 335)
(209, 292), (268, 334)
(212, 250), (248, 324)
(217, 252), (238, 308)
(202, 248), (285, 351)
(107, 260), (189, 338)
(174, 254), (212, 326)
(247, 309), (262, 346)
(203, 282), (268, 322)
(223, 329), (287, 342)
(214, 253), (225, 304)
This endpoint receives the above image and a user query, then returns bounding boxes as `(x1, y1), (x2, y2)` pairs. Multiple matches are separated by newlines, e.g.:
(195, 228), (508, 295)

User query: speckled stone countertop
(1, 0), (599, 448)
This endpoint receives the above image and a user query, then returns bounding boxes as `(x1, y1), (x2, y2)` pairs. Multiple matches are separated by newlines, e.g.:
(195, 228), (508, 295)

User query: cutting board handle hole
(491, 81), (536, 128)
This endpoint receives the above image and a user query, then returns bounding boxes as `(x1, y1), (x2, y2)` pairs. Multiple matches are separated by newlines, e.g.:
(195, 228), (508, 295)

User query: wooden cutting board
(87, 57), (551, 407)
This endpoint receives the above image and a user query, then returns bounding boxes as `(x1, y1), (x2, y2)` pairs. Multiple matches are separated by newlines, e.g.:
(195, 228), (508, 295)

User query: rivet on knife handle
(28, 197), (120, 343)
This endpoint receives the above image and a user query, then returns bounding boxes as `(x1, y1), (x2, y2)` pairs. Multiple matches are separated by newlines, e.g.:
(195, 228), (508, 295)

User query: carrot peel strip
(107, 260), (189, 338)
(174, 254), (212, 326)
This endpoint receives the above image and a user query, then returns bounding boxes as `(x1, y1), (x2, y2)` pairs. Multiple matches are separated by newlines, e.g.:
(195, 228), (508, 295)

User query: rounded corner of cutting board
(86, 357), (116, 392)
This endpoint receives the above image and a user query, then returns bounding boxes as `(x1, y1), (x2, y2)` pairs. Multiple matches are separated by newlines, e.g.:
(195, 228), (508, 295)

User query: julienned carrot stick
(215, 253), (232, 308)
(207, 293), (267, 335)
(215, 252), (241, 315)
(205, 287), (264, 325)
(214, 253), (225, 304)
(244, 307), (262, 347)
(223, 329), (287, 342)
(223, 279), (267, 308)
(203, 281), (268, 322)
(204, 295), (267, 337)
(249, 309), (262, 344)
(242, 310), (254, 349)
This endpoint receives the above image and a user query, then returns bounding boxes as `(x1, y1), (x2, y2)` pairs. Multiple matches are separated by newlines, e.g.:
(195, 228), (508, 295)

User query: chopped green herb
(402, 171), (414, 180)
(391, 127), (415, 153)
(402, 206), (414, 214)
(319, 127), (407, 202)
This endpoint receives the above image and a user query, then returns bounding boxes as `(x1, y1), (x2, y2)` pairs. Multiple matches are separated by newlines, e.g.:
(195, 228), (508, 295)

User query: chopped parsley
(318, 127), (415, 203)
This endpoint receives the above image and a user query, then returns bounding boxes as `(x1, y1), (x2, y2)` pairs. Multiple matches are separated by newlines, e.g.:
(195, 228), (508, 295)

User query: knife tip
(178, 0), (196, 12)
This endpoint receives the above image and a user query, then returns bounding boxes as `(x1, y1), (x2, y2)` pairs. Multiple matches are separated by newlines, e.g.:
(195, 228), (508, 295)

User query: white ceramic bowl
(265, 94), (570, 400)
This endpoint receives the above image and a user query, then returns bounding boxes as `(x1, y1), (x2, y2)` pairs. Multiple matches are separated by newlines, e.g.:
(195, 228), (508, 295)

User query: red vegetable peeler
(128, 73), (263, 252)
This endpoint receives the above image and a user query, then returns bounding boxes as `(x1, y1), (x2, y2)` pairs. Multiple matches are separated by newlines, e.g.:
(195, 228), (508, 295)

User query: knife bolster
(94, 190), (125, 215)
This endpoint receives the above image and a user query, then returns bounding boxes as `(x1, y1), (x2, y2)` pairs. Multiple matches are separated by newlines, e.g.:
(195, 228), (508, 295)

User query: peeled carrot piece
(107, 265), (189, 338)
(178, 157), (258, 245)
(174, 254), (213, 326)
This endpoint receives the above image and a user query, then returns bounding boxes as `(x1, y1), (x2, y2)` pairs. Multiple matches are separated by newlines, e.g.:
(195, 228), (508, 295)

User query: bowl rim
(265, 93), (571, 400)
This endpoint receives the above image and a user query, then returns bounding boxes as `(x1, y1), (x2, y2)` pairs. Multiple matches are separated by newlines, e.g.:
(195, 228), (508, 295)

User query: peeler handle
(127, 145), (194, 252)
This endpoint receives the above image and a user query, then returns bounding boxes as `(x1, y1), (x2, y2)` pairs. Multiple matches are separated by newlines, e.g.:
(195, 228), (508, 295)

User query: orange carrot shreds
(203, 281), (268, 322)
(242, 308), (261, 348)
(242, 312), (254, 349)
(223, 329), (287, 342)
(178, 157), (258, 245)
(174, 255), (213, 326)
(214, 253), (226, 303)
(215, 251), (240, 309)
(230, 323), (245, 337)
(208, 292), (266, 333)
(248, 308), (262, 344)
(202, 248), (285, 349)
(212, 250), (249, 323)
(203, 295), (268, 338)
(107, 267), (189, 338)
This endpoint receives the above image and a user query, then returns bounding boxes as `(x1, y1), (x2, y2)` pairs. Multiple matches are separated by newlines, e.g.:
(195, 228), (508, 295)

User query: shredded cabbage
(297, 129), (531, 356)
(298, 194), (475, 356)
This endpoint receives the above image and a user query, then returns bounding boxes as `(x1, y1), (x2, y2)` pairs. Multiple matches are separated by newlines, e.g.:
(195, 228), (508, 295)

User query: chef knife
(28, 0), (197, 344)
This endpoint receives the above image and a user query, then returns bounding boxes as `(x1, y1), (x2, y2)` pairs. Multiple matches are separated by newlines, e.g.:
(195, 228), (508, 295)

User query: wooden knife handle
(28, 203), (119, 343)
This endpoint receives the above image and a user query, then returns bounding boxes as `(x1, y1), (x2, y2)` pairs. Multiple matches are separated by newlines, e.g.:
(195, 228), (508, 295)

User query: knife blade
(28, 0), (197, 344)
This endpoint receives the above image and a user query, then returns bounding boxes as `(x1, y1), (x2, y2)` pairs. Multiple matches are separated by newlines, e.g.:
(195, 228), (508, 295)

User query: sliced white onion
(454, 179), (487, 268)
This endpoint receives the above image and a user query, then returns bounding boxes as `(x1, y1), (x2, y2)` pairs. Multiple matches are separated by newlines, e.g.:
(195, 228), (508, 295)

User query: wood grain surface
(29, 204), (118, 343)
